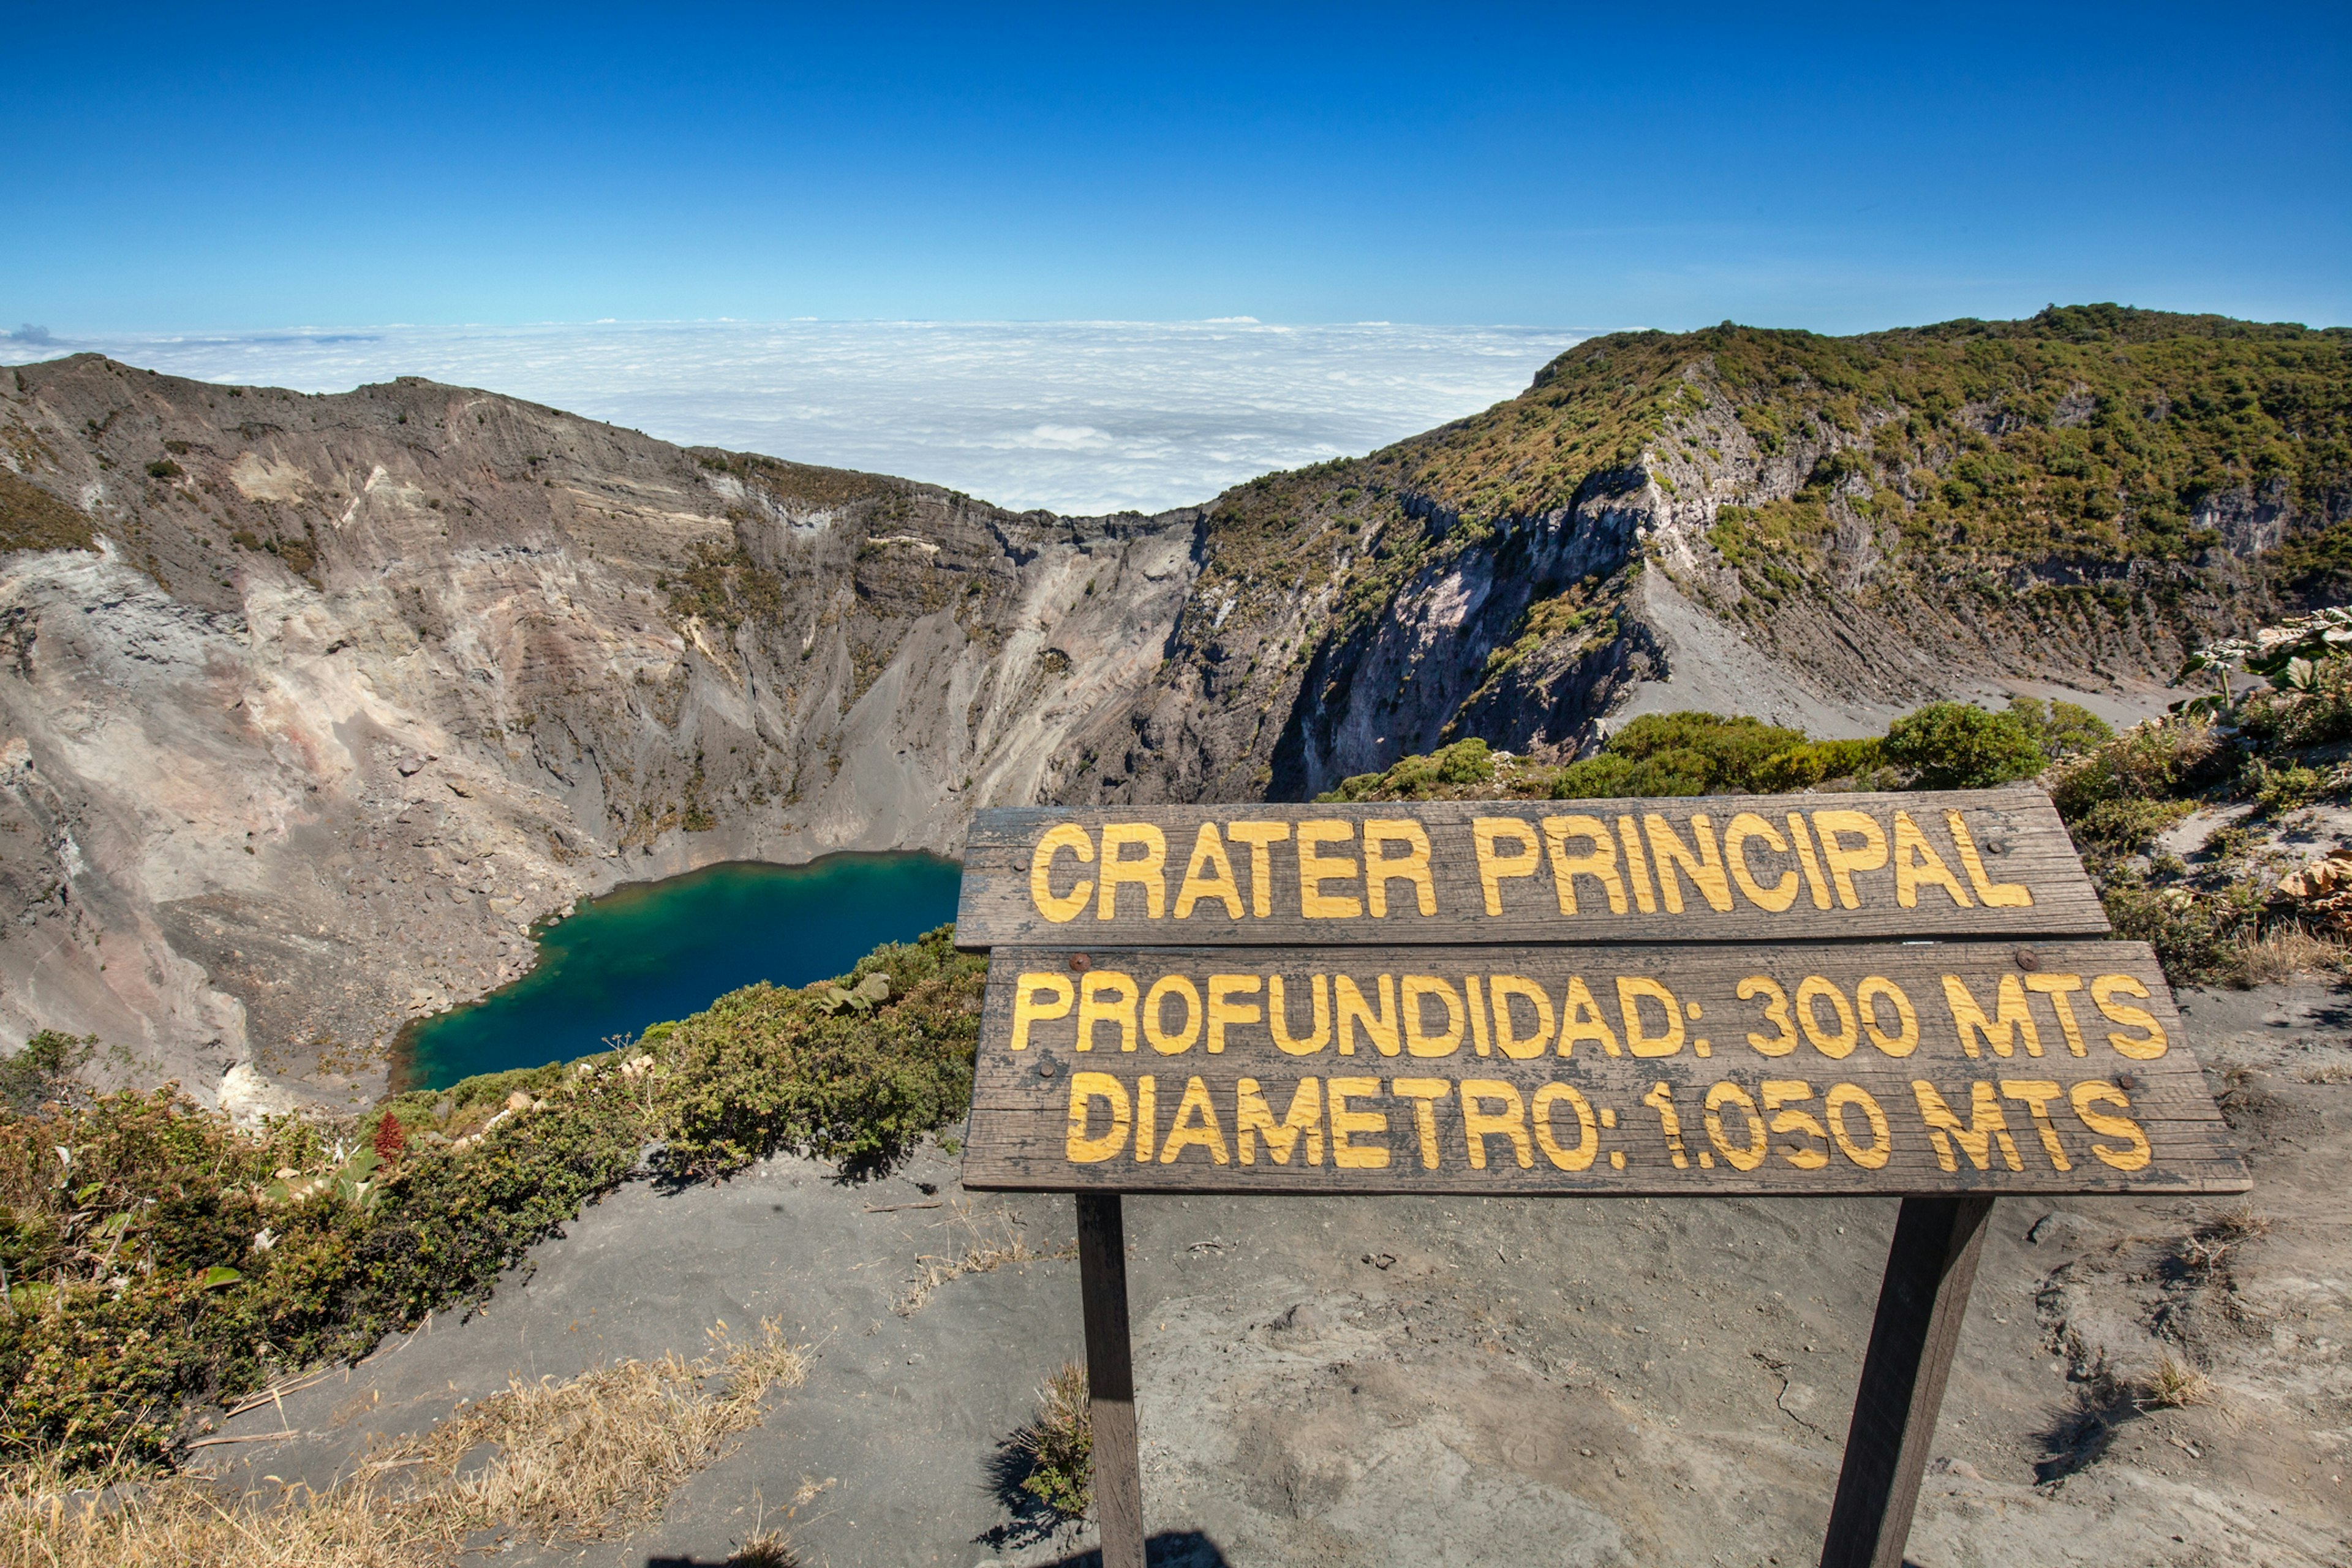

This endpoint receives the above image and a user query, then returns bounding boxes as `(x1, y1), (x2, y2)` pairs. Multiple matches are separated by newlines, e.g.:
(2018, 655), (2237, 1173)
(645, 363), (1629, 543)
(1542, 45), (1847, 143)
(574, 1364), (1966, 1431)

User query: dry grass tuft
(0, 1319), (805, 1568)
(2207, 1204), (2272, 1243)
(419, 1316), (805, 1541)
(894, 1205), (1069, 1316)
(2226, 921), (2349, 986)
(1012, 1362), (1093, 1521)
(2139, 1354), (2216, 1410)
(728, 1531), (799, 1567)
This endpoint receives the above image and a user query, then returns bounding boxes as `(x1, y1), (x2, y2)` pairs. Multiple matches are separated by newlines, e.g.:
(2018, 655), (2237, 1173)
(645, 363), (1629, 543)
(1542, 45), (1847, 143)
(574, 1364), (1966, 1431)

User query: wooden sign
(953, 789), (2108, 948)
(960, 940), (2245, 1197)
(949, 788), (2245, 1568)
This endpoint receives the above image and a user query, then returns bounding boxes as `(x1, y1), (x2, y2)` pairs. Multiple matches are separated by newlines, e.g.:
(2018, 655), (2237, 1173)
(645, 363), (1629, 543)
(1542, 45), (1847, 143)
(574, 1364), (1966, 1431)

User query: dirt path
(198, 982), (2350, 1566)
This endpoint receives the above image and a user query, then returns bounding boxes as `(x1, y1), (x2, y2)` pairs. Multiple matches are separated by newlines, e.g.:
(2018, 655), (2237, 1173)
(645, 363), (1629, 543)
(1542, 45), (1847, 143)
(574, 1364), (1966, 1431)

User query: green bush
(2046, 719), (2226, 828)
(1753, 737), (1887, 791)
(1433, 737), (1494, 785)
(2006, 696), (2114, 759)
(2099, 872), (2267, 987)
(1548, 712), (1807, 799)
(2239, 659), (2352, 749)
(665, 931), (984, 1178)
(1882, 702), (2046, 789)
(1548, 747), (1706, 798)
(1605, 712), (1808, 790)
(0, 1030), (94, 1113)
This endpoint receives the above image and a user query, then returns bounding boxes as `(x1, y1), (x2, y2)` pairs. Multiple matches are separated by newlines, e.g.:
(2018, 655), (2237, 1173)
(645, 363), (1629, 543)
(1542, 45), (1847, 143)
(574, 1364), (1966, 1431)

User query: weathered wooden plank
(952, 789), (2107, 950)
(1819, 1194), (1997, 1568)
(959, 940), (2246, 1197)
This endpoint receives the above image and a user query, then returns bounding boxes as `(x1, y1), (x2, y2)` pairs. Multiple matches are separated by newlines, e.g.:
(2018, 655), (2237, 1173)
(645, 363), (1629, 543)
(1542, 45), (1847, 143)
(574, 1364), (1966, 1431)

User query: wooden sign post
(952, 791), (2248, 1567)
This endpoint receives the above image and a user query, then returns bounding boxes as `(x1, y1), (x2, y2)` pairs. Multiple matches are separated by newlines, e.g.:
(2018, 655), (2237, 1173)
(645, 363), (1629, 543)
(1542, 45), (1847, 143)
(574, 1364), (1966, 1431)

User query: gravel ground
(198, 982), (2351, 1567)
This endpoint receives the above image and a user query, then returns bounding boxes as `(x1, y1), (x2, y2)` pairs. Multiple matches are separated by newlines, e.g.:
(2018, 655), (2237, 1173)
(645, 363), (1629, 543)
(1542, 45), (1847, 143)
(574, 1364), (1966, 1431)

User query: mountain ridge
(0, 304), (2344, 1106)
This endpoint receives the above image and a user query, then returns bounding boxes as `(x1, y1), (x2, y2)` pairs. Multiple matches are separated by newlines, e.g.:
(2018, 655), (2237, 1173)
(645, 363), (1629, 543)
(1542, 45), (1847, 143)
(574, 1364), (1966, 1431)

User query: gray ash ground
(200, 982), (2350, 1567)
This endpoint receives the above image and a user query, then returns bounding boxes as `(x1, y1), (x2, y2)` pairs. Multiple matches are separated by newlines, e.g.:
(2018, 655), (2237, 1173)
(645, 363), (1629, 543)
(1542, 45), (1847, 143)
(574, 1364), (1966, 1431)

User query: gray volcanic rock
(0, 356), (1202, 1105)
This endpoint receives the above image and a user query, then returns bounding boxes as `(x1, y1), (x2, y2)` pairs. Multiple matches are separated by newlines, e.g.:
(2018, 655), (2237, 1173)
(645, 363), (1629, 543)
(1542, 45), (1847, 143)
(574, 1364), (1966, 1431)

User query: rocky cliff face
(1053, 307), (2343, 805)
(2, 307), (2342, 1104)
(0, 356), (1200, 1109)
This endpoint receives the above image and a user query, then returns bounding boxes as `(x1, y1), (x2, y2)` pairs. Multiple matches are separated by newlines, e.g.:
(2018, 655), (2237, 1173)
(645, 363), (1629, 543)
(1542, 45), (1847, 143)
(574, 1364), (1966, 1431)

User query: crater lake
(393, 853), (964, 1091)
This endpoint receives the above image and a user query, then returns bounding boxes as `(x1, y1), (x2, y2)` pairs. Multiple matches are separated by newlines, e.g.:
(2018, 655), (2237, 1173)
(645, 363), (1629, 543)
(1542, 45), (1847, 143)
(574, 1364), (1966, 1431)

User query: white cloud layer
(4, 320), (1588, 514)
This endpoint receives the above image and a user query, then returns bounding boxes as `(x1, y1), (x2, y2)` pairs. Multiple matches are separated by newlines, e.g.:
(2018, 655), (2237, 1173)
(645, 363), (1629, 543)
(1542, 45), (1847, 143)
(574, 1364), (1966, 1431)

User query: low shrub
(0, 1030), (94, 1114)
(1882, 701), (2046, 789)
(2005, 696), (2114, 760)
(1753, 737), (1887, 791)
(2239, 658), (2352, 748)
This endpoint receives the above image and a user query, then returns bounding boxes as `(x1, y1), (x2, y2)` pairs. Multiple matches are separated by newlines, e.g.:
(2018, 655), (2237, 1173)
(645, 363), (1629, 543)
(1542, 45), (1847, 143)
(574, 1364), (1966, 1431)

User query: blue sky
(8, 1), (2347, 334)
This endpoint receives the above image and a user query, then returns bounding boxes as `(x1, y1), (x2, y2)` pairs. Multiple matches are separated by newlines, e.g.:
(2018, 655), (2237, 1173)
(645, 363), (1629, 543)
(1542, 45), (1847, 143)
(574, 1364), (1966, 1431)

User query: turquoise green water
(393, 853), (963, 1092)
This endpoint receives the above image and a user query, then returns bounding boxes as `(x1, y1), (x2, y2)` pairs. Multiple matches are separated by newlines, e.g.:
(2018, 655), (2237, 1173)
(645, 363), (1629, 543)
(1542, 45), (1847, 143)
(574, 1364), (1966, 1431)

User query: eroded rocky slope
(0, 357), (1199, 1106)
(1, 306), (2344, 1103)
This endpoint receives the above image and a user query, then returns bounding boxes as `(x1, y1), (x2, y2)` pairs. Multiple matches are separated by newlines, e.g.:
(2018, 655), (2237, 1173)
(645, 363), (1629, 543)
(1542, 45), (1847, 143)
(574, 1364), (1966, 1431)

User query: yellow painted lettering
(1724, 812), (1798, 913)
(1173, 823), (1243, 919)
(1335, 973), (1400, 1057)
(1785, 812), (1833, 910)
(1947, 810), (2032, 907)
(1030, 824), (1094, 922)
(1615, 815), (1659, 914)
(1796, 975), (1858, 1060)
(1327, 1076), (1390, 1168)
(1296, 820), (1363, 919)
(2023, 973), (2090, 1056)
(1531, 1082), (1599, 1170)
(1473, 817), (1541, 916)
(1645, 812), (1734, 914)
(1941, 973), (2043, 1058)
(2089, 974), (2168, 1060)
(1226, 821), (1291, 917)
(1490, 975), (1557, 1061)
(1618, 976), (1686, 1058)
(1158, 1075), (1230, 1164)
(1206, 973), (1261, 1054)
(1825, 1082), (1891, 1169)
(1703, 1081), (1768, 1171)
(1363, 819), (1437, 917)
(2000, 1079), (2072, 1171)
(1142, 974), (1201, 1055)
(1401, 974), (1465, 1057)
(1556, 976), (1620, 1057)
(1911, 1079), (2023, 1172)
(1812, 810), (1888, 910)
(1010, 972), (1075, 1051)
(1738, 975), (1798, 1057)
(1460, 1079), (1534, 1170)
(1761, 1079), (1828, 1169)
(1096, 823), (1168, 920)
(1390, 1077), (1452, 1169)
(1542, 814), (1627, 915)
(1235, 1076), (1322, 1165)
(1856, 976), (1919, 1057)
(1077, 970), (1139, 1053)
(1065, 1071), (1130, 1163)
(1892, 810), (1972, 909)
(2069, 1080), (2152, 1170)
(1267, 973), (1332, 1055)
